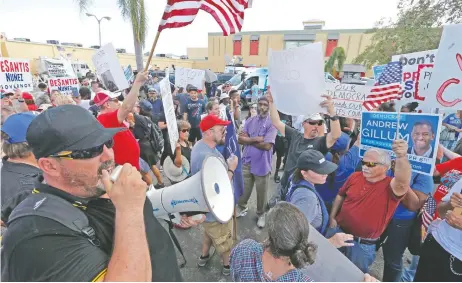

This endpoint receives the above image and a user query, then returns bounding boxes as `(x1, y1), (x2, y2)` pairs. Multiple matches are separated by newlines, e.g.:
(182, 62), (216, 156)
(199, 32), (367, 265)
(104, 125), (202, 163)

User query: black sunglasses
(306, 120), (324, 126)
(181, 129), (190, 133)
(361, 160), (383, 168)
(50, 139), (114, 160)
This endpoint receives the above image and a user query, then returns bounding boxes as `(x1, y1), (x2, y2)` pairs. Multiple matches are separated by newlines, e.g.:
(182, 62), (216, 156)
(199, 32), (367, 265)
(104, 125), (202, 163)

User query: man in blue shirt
(146, 87), (164, 122)
(381, 171), (433, 282)
(182, 86), (206, 144)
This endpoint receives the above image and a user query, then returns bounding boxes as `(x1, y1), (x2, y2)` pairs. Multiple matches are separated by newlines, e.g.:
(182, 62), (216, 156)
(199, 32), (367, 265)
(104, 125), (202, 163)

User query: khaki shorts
(202, 220), (234, 254)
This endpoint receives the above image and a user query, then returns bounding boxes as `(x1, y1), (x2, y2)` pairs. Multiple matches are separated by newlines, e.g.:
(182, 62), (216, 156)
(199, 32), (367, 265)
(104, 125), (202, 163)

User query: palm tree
(324, 47), (346, 77)
(76, 0), (147, 71)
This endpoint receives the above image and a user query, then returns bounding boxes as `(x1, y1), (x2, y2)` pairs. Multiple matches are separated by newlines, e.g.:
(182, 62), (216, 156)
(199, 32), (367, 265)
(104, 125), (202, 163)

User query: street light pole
(86, 13), (111, 47)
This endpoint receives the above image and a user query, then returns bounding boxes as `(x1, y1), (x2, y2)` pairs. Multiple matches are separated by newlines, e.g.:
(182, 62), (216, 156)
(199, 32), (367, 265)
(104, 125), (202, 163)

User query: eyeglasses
(305, 120), (324, 126)
(181, 129), (190, 133)
(258, 103), (269, 107)
(50, 139), (114, 160)
(361, 160), (383, 168)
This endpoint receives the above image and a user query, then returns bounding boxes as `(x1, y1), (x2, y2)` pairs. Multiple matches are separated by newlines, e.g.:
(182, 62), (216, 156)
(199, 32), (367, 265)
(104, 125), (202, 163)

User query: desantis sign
(48, 77), (79, 95)
(0, 58), (33, 91)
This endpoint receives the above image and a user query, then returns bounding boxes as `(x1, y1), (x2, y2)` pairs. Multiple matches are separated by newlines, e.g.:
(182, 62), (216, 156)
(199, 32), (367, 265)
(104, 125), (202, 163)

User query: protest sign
(160, 76), (179, 154)
(174, 67), (205, 89)
(48, 77), (80, 95)
(325, 82), (371, 119)
(422, 24), (462, 111)
(392, 49), (437, 110)
(372, 64), (386, 82)
(124, 65), (134, 83)
(92, 43), (129, 92)
(268, 42), (325, 116)
(42, 58), (76, 78)
(360, 111), (442, 175)
(415, 64), (434, 100)
(0, 58), (33, 91)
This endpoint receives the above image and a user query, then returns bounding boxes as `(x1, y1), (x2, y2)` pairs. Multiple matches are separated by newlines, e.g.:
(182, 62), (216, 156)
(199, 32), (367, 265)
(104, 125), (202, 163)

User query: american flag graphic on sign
(363, 61), (403, 111)
(422, 195), (437, 229)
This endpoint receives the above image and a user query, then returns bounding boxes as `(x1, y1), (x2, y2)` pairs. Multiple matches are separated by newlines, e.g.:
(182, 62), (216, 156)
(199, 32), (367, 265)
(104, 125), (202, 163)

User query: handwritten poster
(0, 58), (33, 91)
(415, 64), (434, 101)
(325, 83), (371, 119)
(268, 42), (325, 116)
(174, 67), (205, 89)
(160, 76), (179, 154)
(92, 43), (129, 92)
(422, 24), (462, 111)
(360, 111), (442, 175)
(43, 58), (76, 78)
(392, 49), (437, 110)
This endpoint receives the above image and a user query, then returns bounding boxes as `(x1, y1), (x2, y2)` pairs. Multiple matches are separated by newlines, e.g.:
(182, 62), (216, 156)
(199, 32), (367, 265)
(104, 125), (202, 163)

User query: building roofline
(208, 28), (371, 36)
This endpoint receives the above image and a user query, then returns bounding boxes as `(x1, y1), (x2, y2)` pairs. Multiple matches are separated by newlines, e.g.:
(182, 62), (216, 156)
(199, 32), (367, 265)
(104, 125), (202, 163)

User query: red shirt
(432, 157), (462, 219)
(336, 172), (403, 239)
(436, 157), (462, 175)
(97, 109), (140, 170)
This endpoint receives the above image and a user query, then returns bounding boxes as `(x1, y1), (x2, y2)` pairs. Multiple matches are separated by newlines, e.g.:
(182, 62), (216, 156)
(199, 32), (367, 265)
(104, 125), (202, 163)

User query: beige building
(206, 20), (373, 72)
(186, 47), (208, 60)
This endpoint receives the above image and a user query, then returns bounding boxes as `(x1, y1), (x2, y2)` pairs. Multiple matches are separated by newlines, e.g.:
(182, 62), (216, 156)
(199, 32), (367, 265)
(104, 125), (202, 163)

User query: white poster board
(48, 77), (80, 96)
(42, 58), (77, 78)
(325, 83), (372, 119)
(160, 76), (179, 154)
(92, 43), (129, 92)
(422, 24), (462, 111)
(0, 58), (33, 91)
(268, 43), (325, 116)
(415, 64), (434, 100)
(174, 67), (205, 89)
(392, 49), (437, 111)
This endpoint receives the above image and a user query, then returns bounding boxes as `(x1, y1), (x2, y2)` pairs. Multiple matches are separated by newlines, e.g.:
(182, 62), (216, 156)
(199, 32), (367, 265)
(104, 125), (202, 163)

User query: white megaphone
(110, 156), (234, 224)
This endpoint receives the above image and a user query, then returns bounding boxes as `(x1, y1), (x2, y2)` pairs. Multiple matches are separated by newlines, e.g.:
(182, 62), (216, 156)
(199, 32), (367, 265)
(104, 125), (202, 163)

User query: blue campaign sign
(372, 64), (386, 81)
(360, 111), (442, 175)
(124, 65), (134, 82)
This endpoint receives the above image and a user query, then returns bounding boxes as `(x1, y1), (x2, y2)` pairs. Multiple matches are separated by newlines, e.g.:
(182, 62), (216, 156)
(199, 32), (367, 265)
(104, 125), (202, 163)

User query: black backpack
(134, 114), (164, 154)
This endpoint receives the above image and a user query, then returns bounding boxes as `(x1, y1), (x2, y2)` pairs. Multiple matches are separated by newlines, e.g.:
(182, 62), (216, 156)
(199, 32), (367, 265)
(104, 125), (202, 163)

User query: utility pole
(86, 13), (111, 47)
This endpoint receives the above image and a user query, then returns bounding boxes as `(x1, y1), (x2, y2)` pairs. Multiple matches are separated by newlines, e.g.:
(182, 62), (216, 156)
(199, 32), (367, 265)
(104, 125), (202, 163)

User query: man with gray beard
(1, 105), (198, 282)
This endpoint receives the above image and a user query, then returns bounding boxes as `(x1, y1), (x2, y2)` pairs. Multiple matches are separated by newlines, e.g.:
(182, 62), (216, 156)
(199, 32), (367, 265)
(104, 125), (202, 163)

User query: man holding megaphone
(1, 105), (187, 282)
(191, 114), (238, 276)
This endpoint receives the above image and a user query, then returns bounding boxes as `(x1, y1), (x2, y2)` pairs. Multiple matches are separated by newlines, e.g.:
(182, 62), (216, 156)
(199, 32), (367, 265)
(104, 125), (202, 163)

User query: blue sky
(0, 0), (399, 55)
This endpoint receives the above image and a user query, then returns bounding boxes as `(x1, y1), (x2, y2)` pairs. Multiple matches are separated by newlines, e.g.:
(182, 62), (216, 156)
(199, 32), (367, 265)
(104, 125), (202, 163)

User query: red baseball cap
(22, 92), (34, 100)
(93, 92), (110, 106)
(200, 114), (230, 132)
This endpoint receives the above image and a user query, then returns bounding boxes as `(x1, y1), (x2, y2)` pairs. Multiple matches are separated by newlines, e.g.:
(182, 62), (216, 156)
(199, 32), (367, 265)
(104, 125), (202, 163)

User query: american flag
(158, 0), (249, 36)
(422, 195), (437, 229)
(363, 61), (403, 111)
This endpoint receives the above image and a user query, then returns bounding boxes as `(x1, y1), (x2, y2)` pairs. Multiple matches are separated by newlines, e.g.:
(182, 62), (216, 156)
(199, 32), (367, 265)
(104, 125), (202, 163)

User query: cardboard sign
(372, 64), (386, 82)
(0, 58), (33, 91)
(42, 58), (76, 78)
(422, 24), (462, 111)
(392, 50), (437, 110)
(360, 111), (442, 175)
(48, 77), (79, 95)
(268, 43), (325, 116)
(174, 67), (205, 89)
(325, 83), (372, 119)
(160, 76), (179, 154)
(92, 43), (129, 92)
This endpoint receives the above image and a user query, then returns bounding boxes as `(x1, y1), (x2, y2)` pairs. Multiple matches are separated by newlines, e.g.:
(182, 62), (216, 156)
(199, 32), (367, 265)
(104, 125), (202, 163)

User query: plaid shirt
(230, 239), (314, 282)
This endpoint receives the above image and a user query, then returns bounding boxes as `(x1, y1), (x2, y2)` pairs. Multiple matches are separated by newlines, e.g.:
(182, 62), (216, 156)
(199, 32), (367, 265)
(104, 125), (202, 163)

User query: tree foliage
(324, 47), (346, 74)
(354, 0), (462, 69)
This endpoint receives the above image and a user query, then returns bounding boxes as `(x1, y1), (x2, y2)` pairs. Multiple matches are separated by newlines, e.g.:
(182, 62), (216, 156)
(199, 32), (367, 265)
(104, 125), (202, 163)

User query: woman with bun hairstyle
(230, 202), (317, 281)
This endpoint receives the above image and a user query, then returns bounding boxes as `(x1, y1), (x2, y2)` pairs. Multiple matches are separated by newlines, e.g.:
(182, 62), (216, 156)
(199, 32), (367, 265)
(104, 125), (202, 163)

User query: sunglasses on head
(50, 139), (114, 160)
(305, 120), (324, 126)
(361, 160), (383, 168)
(181, 128), (190, 133)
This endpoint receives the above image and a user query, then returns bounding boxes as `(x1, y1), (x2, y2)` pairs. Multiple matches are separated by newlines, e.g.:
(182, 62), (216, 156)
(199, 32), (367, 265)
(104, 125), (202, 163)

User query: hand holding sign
(392, 139), (408, 158)
(320, 94), (335, 116)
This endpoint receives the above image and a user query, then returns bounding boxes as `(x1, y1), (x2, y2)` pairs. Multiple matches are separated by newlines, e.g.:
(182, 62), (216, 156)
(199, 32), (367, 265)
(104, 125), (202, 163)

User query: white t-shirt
(431, 177), (462, 260)
(79, 100), (91, 110)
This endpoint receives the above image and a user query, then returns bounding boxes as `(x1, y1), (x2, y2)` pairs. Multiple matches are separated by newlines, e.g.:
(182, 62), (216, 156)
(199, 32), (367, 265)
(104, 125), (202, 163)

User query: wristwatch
(330, 115), (339, 121)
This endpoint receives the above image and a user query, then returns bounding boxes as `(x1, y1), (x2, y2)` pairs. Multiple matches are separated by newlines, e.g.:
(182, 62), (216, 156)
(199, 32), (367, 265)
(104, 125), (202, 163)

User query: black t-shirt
(281, 125), (329, 188)
(1, 179), (182, 282)
(1, 157), (42, 223)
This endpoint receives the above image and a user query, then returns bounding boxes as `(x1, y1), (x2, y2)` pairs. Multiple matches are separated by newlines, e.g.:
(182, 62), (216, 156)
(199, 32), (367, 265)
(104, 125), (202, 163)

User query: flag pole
(144, 31), (162, 72)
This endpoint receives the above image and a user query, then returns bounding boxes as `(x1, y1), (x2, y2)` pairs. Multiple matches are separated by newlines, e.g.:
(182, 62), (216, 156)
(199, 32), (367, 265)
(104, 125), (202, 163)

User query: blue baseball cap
(1, 112), (37, 144)
(139, 99), (152, 112)
(330, 132), (352, 153)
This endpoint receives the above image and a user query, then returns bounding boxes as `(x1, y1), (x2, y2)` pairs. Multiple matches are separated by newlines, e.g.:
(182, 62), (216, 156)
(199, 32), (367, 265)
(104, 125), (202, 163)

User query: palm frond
(123, 0), (148, 46)
(74, 0), (93, 14)
(117, 0), (130, 20)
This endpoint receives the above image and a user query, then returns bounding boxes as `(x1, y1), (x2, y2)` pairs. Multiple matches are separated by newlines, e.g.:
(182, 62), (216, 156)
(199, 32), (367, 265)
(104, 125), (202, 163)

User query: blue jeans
(382, 218), (414, 282)
(326, 226), (377, 273)
(400, 255), (419, 282)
